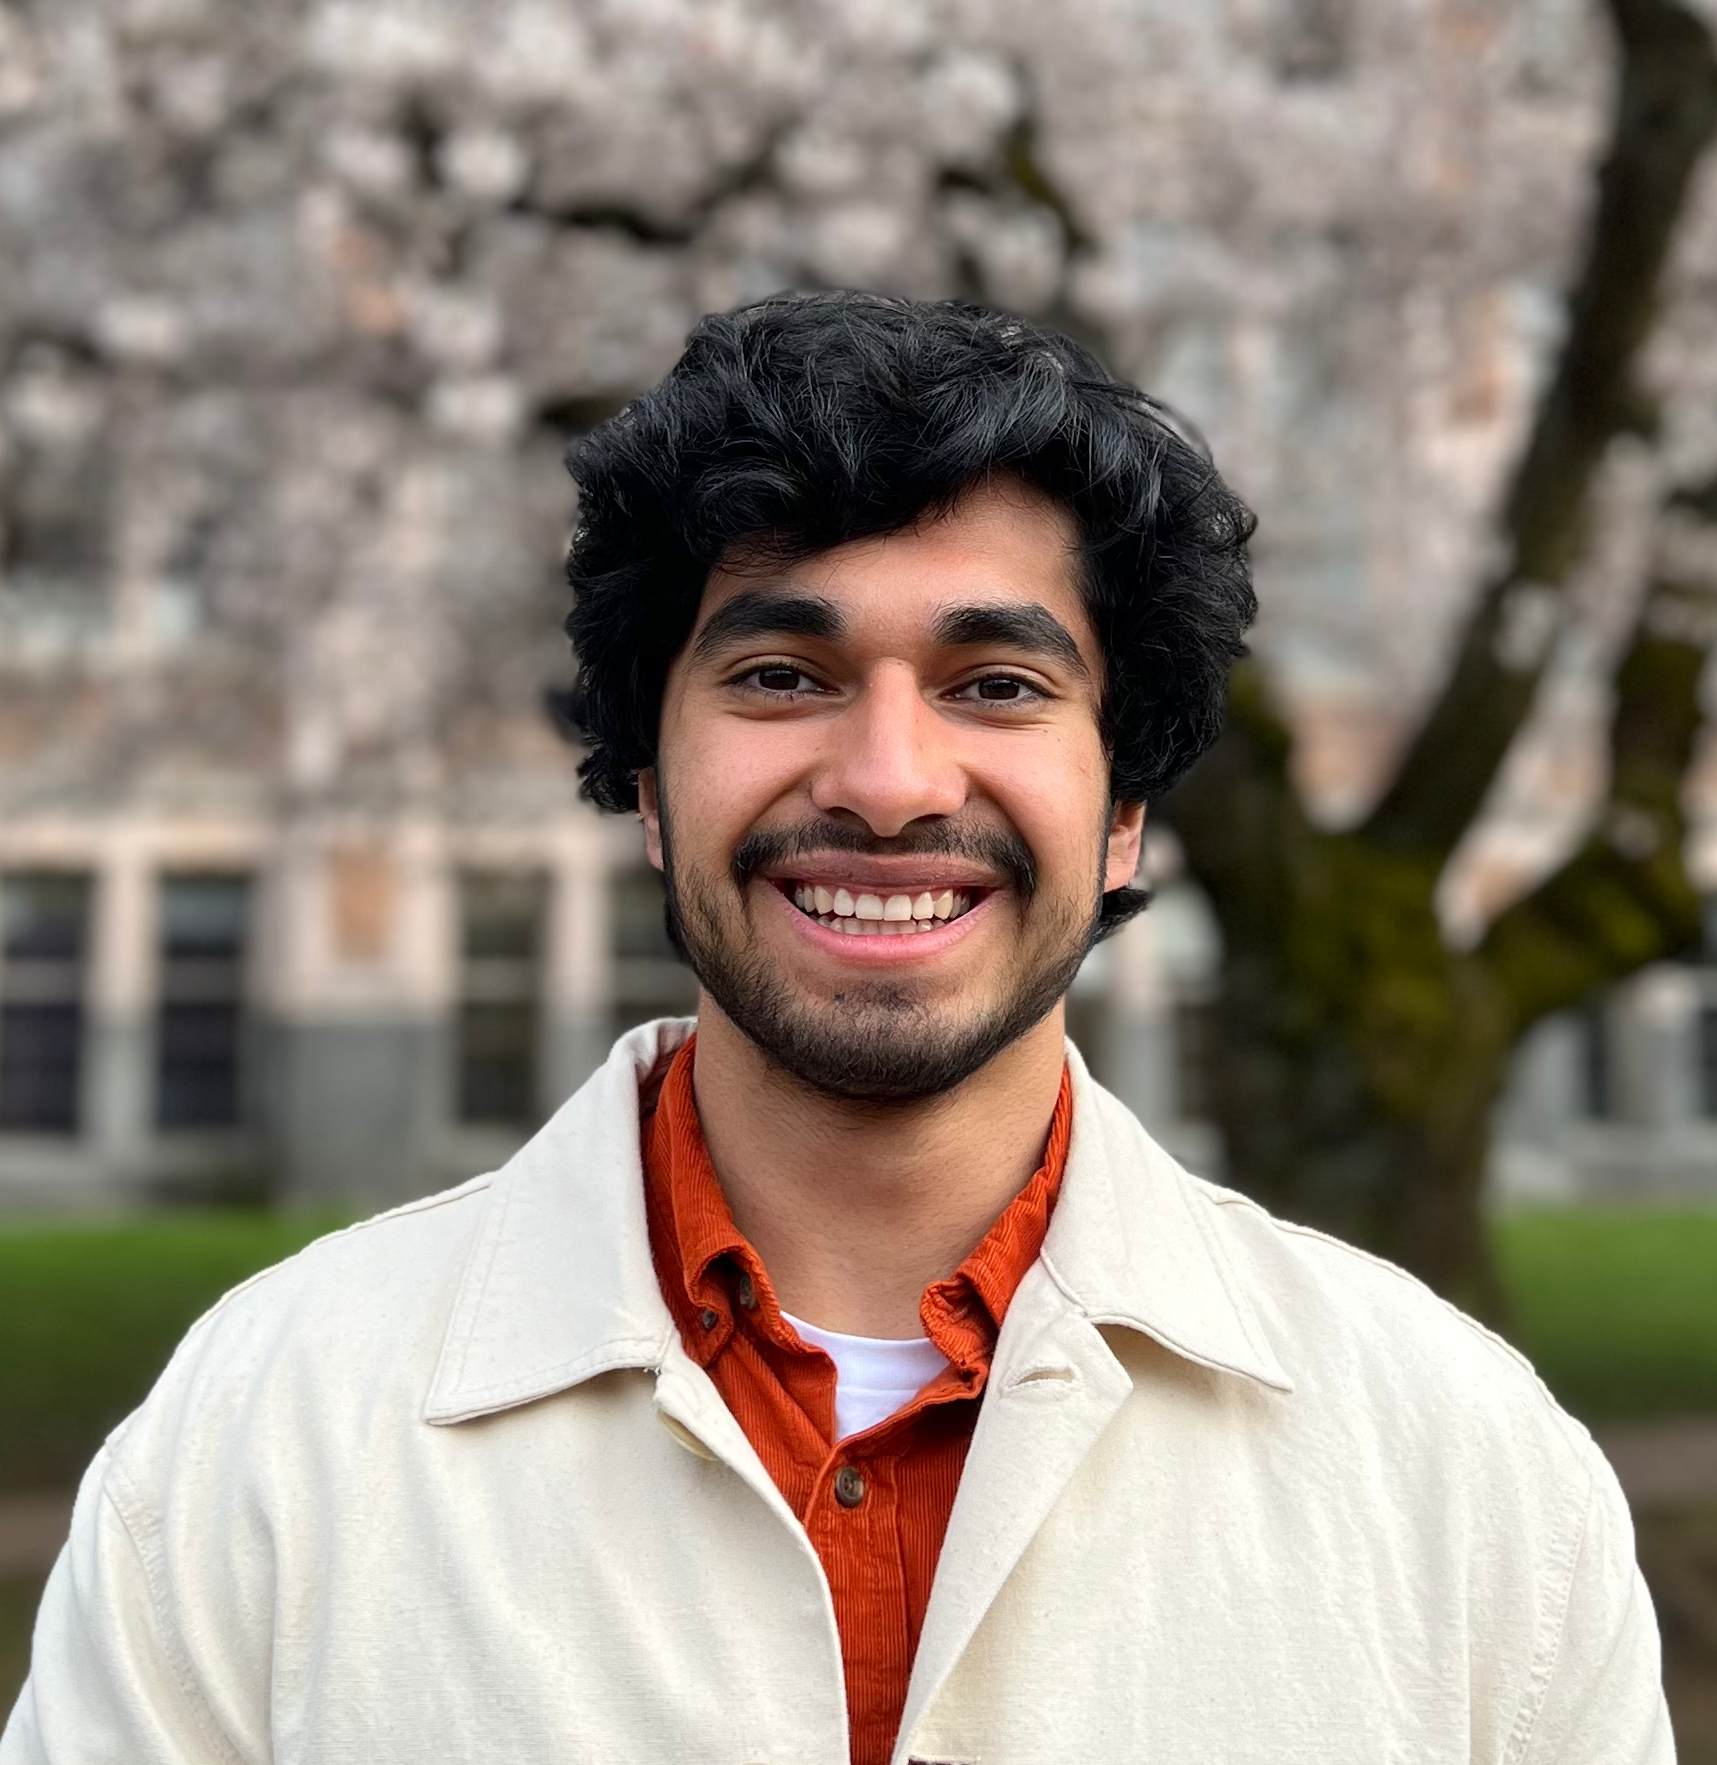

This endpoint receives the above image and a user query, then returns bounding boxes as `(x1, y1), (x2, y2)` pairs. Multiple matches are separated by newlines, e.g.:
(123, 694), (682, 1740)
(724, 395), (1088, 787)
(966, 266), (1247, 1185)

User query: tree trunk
(1164, 675), (1511, 1314)
(1156, 0), (1717, 1311)
(1165, 523), (1717, 1311)
(1204, 896), (1514, 1321)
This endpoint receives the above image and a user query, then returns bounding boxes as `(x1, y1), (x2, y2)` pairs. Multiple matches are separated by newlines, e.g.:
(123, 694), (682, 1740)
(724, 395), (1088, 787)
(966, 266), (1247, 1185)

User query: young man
(4, 295), (1668, 1764)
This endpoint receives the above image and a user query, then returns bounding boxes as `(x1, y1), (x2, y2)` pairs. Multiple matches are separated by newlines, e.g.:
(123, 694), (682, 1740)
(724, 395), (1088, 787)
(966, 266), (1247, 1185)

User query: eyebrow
(931, 602), (1091, 679)
(690, 591), (846, 662)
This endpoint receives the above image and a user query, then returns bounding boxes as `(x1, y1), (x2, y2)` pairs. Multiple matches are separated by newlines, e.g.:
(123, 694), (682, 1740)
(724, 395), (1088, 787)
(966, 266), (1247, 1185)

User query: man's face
(639, 479), (1145, 1103)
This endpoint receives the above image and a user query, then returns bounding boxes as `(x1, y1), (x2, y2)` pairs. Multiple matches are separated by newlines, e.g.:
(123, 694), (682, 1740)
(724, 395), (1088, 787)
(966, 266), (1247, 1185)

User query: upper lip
(755, 853), (1005, 892)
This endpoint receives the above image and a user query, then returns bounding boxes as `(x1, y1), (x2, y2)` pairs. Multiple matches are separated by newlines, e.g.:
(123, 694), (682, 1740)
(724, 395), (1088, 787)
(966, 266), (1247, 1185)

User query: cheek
(659, 700), (813, 852)
(979, 730), (1112, 883)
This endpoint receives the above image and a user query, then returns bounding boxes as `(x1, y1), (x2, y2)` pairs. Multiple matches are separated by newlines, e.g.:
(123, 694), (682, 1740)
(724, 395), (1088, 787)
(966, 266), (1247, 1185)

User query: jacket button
(833, 1464), (866, 1508)
(656, 1411), (718, 1461)
(700, 1308), (720, 1332)
(736, 1272), (757, 1310)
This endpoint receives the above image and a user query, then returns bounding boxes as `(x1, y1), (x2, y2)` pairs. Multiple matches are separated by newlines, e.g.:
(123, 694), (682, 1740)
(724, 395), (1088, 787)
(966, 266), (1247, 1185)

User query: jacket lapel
(896, 1264), (1135, 1762)
(896, 1049), (1295, 1761)
(652, 1337), (811, 1543)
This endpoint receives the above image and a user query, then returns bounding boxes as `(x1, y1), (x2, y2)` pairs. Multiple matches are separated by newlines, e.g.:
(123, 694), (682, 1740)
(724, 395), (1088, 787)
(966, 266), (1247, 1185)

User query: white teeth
(798, 882), (976, 933)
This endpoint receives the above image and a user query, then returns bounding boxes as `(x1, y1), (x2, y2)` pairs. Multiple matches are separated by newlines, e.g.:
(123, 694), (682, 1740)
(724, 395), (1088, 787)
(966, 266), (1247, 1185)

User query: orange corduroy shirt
(641, 1038), (1072, 1765)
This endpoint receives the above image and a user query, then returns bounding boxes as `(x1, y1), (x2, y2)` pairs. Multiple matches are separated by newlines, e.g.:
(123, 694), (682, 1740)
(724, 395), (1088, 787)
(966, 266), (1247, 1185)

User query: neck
(687, 1000), (1067, 1337)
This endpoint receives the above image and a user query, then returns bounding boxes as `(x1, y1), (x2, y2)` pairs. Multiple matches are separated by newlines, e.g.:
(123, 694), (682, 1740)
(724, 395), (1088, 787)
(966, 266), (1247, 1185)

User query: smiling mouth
(777, 880), (983, 936)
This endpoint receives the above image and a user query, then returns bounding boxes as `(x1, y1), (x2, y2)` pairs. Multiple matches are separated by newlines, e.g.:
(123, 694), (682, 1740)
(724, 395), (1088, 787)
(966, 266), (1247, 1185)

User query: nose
(808, 662), (966, 836)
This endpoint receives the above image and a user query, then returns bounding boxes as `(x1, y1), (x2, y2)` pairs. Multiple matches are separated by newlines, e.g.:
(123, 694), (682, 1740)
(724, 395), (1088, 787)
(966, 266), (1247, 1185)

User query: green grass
(1491, 1208), (1717, 1425)
(0, 1211), (342, 1494)
(0, 1207), (1711, 1497)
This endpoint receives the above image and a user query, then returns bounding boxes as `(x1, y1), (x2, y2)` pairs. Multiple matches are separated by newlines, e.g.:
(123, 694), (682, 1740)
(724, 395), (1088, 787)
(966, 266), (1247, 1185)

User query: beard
(658, 809), (1103, 1104)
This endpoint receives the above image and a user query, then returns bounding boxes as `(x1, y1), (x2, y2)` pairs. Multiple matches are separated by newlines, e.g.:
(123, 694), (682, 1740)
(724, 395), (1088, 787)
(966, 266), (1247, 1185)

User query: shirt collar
(424, 1019), (1291, 1426)
(639, 1035), (756, 1368)
(642, 1034), (1071, 1374)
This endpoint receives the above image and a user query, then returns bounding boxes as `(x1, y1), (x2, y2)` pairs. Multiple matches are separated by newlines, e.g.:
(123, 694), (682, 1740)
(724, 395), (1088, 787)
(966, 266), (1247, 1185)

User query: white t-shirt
(782, 1310), (951, 1441)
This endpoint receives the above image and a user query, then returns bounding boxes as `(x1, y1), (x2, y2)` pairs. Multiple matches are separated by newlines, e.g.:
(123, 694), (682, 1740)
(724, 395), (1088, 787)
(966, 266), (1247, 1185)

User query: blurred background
(1, 0), (1716, 1746)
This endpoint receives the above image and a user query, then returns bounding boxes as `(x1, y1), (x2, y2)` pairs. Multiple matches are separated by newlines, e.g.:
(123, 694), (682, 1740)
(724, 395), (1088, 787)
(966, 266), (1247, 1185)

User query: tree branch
(1478, 514), (1717, 1026)
(1363, 0), (1717, 861)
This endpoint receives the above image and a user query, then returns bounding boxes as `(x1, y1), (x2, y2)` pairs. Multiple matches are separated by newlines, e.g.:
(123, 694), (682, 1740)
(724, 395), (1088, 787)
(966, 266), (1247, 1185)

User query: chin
(720, 984), (1064, 1105)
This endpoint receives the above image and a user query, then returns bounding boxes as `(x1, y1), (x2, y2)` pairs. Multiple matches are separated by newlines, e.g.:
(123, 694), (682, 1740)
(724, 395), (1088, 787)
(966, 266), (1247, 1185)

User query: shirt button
(736, 1272), (757, 1310)
(700, 1308), (720, 1332)
(833, 1465), (866, 1508)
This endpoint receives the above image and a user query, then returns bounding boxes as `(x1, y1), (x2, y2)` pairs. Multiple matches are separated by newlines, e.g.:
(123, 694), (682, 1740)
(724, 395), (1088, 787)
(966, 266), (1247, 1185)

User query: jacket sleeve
(0, 1449), (242, 1765)
(1512, 1444), (1673, 1765)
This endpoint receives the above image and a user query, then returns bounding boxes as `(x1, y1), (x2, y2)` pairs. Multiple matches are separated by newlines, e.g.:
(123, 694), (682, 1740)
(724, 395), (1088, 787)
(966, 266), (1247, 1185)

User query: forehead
(690, 478), (1094, 652)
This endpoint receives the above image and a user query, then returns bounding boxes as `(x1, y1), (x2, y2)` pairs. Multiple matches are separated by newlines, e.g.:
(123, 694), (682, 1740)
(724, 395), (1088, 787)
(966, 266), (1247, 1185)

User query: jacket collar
(424, 1019), (687, 1423)
(424, 1018), (1291, 1425)
(1044, 1042), (1293, 1392)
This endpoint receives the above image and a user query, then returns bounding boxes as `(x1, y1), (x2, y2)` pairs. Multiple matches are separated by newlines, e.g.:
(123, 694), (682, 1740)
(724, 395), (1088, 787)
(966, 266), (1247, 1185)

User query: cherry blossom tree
(5, 0), (1717, 1300)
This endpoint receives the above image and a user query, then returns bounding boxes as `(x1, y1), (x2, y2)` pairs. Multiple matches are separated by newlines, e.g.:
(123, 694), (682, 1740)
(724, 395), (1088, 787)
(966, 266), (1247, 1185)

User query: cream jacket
(2, 1020), (1671, 1765)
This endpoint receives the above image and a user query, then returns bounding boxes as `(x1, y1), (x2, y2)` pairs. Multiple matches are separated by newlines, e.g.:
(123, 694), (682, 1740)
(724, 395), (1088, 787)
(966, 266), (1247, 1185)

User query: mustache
(730, 818), (1038, 899)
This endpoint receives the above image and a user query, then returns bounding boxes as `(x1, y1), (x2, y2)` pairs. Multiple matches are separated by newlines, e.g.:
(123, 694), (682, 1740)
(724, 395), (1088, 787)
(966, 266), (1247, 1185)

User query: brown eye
(976, 677), (1024, 700)
(756, 667), (805, 692)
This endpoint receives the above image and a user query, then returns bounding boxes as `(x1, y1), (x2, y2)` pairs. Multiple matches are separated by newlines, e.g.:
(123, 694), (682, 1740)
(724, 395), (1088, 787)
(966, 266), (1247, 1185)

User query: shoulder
(98, 1024), (682, 1504)
(176, 1172), (491, 1354)
(1178, 1158), (1598, 1488)
(1070, 1074), (1582, 1459)
(1068, 1072), (1596, 1496)
(1180, 1171), (1666, 1753)
(1070, 1083), (1661, 1750)
(103, 1175), (495, 1486)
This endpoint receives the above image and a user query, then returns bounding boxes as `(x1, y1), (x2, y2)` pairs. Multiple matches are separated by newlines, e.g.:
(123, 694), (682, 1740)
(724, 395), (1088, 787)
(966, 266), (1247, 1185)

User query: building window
(609, 865), (697, 1041)
(156, 875), (250, 1129)
(457, 872), (545, 1126)
(1697, 1005), (1717, 1120)
(0, 872), (91, 1133)
(1578, 1001), (1612, 1121)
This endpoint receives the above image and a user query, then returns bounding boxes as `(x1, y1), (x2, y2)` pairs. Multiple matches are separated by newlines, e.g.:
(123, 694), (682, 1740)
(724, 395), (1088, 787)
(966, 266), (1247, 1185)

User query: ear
(1103, 800), (1146, 894)
(638, 769), (665, 871)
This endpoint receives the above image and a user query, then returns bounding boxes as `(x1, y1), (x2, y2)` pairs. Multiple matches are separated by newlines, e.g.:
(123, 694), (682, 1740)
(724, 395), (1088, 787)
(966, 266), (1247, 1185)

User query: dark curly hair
(564, 292), (1257, 930)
